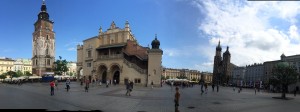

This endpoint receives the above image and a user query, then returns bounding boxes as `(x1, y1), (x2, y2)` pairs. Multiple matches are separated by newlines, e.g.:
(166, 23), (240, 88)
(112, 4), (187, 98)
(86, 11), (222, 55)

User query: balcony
(98, 54), (123, 60)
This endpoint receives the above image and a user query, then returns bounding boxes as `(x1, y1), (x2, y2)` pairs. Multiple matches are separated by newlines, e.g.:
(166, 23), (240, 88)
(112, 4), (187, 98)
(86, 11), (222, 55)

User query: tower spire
(38, 0), (49, 20)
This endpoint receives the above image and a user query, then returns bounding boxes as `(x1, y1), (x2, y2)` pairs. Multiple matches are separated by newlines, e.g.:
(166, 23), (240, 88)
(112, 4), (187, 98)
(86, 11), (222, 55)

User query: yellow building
(162, 68), (201, 81)
(0, 57), (14, 75)
(13, 58), (32, 74)
(77, 21), (163, 87)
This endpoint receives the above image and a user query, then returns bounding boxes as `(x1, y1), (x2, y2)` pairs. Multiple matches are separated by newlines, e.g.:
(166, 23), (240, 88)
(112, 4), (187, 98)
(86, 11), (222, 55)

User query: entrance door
(113, 71), (120, 84)
(102, 71), (107, 83)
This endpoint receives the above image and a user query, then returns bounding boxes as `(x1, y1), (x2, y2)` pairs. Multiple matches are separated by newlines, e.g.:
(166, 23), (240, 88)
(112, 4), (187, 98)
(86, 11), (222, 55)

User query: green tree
(16, 70), (23, 77)
(0, 75), (6, 79)
(166, 76), (170, 79)
(270, 61), (299, 99)
(192, 78), (197, 81)
(161, 75), (165, 80)
(24, 71), (32, 76)
(53, 56), (69, 75)
(176, 75), (187, 79)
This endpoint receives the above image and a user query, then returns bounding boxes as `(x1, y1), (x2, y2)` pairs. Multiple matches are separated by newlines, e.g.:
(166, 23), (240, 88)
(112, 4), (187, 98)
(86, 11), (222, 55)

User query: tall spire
(216, 39), (222, 51)
(38, 0), (49, 20)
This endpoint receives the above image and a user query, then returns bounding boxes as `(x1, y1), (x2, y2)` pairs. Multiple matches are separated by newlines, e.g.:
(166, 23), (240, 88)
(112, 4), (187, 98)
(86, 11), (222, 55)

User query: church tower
(32, 0), (55, 76)
(213, 40), (222, 85)
(147, 34), (163, 87)
(222, 46), (231, 84)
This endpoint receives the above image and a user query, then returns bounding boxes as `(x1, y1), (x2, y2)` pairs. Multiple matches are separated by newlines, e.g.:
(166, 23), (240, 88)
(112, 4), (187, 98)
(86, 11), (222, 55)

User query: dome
(151, 35), (160, 49)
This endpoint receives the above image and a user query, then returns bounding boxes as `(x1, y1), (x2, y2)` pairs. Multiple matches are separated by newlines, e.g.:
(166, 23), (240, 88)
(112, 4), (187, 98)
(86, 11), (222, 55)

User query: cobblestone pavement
(0, 82), (300, 112)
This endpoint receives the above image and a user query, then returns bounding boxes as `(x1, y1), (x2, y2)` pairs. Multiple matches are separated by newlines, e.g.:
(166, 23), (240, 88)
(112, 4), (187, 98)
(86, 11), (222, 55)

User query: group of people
(49, 78), (71, 96)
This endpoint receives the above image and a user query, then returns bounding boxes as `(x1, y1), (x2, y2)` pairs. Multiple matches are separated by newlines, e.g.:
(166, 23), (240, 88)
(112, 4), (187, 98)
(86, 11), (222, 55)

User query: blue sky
(1, 0), (300, 72)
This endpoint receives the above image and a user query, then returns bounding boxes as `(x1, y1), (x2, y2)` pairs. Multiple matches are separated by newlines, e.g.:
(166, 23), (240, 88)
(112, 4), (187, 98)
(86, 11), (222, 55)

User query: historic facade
(32, 1), (55, 76)
(212, 40), (235, 85)
(13, 59), (32, 74)
(77, 21), (163, 87)
(244, 63), (264, 87)
(0, 57), (14, 75)
(162, 68), (201, 81)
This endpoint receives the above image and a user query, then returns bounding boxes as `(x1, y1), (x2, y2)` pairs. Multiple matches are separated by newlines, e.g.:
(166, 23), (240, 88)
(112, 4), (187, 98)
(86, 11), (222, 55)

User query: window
(47, 59), (50, 65)
(88, 50), (92, 58)
(46, 49), (49, 55)
(87, 62), (91, 67)
(134, 78), (141, 83)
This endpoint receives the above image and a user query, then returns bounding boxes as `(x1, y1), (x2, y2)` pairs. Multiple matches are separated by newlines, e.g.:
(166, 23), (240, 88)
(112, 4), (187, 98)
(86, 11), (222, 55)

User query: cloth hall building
(77, 21), (163, 87)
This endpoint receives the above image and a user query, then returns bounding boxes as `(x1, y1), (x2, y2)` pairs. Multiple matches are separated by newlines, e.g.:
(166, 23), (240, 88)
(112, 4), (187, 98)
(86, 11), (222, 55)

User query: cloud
(67, 47), (76, 51)
(192, 0), (300, 67)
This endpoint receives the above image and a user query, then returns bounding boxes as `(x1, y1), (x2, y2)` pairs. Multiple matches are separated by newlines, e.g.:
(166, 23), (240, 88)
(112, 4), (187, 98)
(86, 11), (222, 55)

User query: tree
(270, 61), (299, 99)
(15, 70), (23, 77)
(53, 56), (69, 75)
(0, 75), (6, 79)
(176, 75), (187, 79)
(24, 71), (32, 76)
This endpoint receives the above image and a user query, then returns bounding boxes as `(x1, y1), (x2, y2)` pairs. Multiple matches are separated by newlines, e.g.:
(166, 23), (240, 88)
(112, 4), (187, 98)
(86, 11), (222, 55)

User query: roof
(124, 40), (148, 60)
(96, 43), (127, 50)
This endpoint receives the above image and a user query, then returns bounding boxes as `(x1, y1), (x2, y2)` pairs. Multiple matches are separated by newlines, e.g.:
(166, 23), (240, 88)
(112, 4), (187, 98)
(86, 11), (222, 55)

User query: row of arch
(78, 63), (123, 84)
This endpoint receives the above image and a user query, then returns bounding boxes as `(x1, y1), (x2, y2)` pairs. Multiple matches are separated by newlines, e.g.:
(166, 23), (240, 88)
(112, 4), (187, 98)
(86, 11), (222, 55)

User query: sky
(1, 0), (300, 72)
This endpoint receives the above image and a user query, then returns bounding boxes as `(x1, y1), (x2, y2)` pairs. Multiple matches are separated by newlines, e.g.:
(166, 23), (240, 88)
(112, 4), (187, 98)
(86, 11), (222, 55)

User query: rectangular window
(134, 78), (141, 83)
(47, 59), (50, 65)
(88, 50), (92, 58)
(87, 62), (91, 67)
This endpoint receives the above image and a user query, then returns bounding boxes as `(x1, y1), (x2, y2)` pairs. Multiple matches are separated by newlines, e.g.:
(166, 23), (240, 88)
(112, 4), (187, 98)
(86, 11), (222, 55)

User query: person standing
(174, 87), (180, 112)
(151, 81), (154, 89)
(212, 84), (215, 92)
(50, 80), (55, 96)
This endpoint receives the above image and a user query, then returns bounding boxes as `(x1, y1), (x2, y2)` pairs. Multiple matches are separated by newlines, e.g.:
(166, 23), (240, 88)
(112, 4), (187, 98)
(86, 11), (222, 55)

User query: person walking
(212, 84), (215, 92)
(50, 80), (55, 96)
(66, 78), (71, 92)
(174, 87), (180, 112)
(55, 79), (59, 90)
(106, 80), (109, 88)
(126, 81), (132, 96)
(85, 79), (89, 92)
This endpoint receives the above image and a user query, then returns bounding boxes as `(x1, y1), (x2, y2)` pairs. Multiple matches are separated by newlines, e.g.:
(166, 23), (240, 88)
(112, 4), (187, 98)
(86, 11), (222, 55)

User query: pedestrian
(174, 87), (180, 112)
(126, 81), (132, 96)
(85, 79), (89, 92)
(200, 83), (204, 95)
(66, 78), (71, 92)
(255, 87), (257, 95)
(204, 83), (208, 94)
(106, 80), (109, 88)
(151, 81), (154, 89)
(55, 79), (58, 90)
(212, 84), (215, 92)
(99, 79), (102, 86)
(50, 80), (55, 96)
(114, 79), (116, 85)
